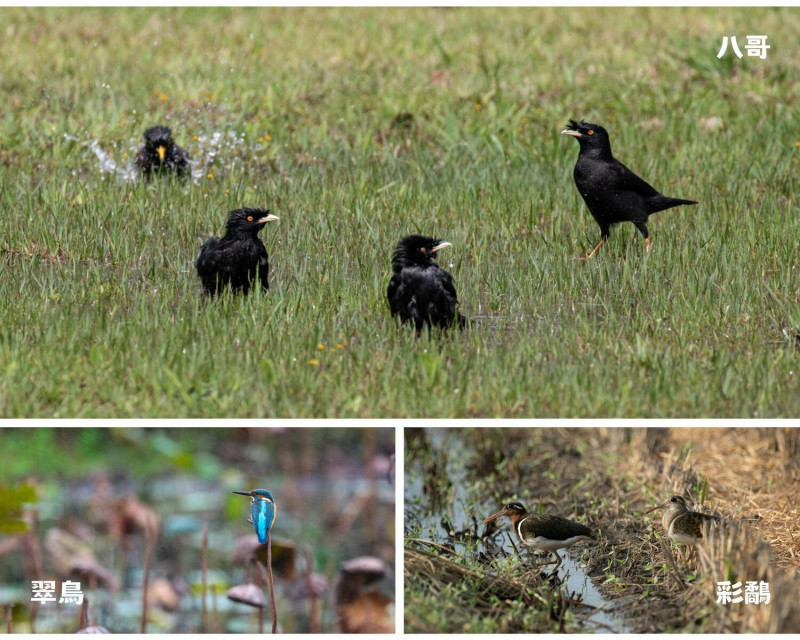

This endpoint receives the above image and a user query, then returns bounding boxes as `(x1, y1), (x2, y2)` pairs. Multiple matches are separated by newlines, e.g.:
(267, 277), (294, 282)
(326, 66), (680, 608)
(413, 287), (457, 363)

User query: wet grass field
(1, 7), (799, 417)
(404, 427), (800, 633)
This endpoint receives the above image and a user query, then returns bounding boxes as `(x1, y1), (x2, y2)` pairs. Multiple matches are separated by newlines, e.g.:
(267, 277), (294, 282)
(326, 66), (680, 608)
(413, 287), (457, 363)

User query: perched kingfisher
(232, 489), (276, 544)
(483, 501), (595, 572)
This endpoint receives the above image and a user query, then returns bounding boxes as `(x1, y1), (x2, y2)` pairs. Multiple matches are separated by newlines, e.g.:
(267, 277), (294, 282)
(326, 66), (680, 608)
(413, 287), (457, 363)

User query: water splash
(191, 130), (246, 183)
(69, 128), (247, 185)
(71, 134), (139, 182)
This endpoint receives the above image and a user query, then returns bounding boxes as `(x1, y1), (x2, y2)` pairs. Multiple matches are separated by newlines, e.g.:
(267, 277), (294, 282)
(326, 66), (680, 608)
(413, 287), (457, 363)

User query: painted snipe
(483, 501), (595, 572)
(644, 495), (721, 553)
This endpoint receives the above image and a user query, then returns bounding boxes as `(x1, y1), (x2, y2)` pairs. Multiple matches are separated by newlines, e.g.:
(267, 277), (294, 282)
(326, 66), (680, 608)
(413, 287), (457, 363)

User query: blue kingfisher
(232, 489), (276, 544)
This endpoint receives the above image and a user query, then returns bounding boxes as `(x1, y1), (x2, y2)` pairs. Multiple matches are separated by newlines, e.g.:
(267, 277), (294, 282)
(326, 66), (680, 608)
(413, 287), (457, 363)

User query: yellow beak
(157, 145), (166, 161)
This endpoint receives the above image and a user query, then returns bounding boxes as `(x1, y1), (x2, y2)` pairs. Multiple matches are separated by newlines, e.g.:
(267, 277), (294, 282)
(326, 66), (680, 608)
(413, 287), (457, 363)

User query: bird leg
(525, 549), (555, 569)
(587, 238), (605, 259)
(550, 551), (563, 573)
(644, 237), (652, 253)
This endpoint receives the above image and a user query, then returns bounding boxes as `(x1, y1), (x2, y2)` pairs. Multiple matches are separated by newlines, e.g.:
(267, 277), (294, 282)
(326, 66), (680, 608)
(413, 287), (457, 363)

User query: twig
(659, 538), (686, 590)
(89, 573), (97, 627)
(79, 596), (88, 629)
(201, 526), (208, 632)
(306, 547), (319, 633)
(30, 512), (44, 634)
(267, 534), (278, 634)
(576, 614), (616, 631)
(141, 529), (155, 633)
(256, 537), (278, 633)
(404, 538), (462, 557)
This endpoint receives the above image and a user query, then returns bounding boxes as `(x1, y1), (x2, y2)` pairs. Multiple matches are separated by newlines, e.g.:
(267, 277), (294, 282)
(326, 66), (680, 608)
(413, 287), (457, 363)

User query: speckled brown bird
(644, 495), (721, 549)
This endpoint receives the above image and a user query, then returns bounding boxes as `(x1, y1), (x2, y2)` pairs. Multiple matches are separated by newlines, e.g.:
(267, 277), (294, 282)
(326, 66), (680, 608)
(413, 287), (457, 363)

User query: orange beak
(482, 506), (510, 526)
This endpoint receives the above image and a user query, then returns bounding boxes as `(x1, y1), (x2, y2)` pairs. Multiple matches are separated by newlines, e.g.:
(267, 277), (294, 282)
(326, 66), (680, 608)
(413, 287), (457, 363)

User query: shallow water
(75, 128), (249, 186)
(87, 138), (138, 182)
(405, 428), (626, 633)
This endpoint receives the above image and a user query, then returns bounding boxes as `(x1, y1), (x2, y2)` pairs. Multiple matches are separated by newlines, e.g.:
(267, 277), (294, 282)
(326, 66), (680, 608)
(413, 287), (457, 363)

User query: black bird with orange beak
(135, 125), (191, 180)
(483, 501), (594, 572)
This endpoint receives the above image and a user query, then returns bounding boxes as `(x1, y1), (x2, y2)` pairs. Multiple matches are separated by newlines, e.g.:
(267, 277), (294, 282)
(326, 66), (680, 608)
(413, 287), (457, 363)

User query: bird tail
(650, 195), (698, 213)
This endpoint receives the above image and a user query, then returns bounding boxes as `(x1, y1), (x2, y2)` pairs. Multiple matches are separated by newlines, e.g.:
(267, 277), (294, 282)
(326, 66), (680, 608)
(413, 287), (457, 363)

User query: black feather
(135, 125), (191, 180)
(195, 208), (278, 296)
(562, 118), (697, 256)
(387, 234), (466, 335)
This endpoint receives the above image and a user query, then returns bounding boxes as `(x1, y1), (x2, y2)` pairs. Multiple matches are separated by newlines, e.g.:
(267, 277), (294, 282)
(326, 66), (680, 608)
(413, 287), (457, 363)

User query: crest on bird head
(392, 234), (452, 269)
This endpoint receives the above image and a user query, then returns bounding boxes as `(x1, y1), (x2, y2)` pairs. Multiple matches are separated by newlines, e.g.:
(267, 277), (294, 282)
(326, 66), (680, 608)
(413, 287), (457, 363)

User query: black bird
(196, 208), (279, 296)
(135, 125), (191, 180)
(561, 119), (697, 258)
(387, 234), (466, 334)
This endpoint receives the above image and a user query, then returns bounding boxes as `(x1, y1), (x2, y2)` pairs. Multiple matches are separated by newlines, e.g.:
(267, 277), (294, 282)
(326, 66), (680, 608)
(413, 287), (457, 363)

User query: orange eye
(419, 247), (426, 253)
(247, 216), (253, 221)
(588, 130), (594, 135)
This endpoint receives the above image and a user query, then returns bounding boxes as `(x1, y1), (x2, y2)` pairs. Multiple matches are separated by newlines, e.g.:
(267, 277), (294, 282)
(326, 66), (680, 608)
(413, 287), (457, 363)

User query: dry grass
(404, 547), (544, 606)
(405, 427), (800, 633)
(404, 546), (576, 633)
(660, 428), (800, 633)
(667, 428), (800, 570)
(591, 427), (800, 633)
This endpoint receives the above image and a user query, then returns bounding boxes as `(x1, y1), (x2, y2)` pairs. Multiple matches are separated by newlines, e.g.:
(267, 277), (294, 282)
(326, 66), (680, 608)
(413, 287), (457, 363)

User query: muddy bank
(404, 427), (800, 633)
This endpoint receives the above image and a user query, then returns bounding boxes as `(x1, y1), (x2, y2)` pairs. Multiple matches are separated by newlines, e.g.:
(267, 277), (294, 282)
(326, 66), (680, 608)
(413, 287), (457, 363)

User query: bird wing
(196, 237), (220, 272)
(520, 514), (592, 540)
(438, 270), (460, 306)
(387, 273), (404, 315)
(174, 144), (191, 171)
(251, 500), (272, 544)
(609, 159), (659, 197)
(257, 244), (270, 291)
(175, 144), (191, 163)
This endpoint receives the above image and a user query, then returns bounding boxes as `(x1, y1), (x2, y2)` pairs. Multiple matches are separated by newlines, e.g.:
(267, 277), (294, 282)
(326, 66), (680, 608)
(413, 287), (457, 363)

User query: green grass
(1, 7), (799, 417)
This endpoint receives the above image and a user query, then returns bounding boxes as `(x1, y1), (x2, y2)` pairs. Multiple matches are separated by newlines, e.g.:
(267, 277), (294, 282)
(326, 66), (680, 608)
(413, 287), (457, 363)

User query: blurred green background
(0, 427), (395, 633)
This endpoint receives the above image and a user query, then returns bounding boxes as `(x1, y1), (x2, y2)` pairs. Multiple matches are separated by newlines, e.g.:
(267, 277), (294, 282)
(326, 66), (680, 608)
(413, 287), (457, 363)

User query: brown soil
(407, 427), (800, 633)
